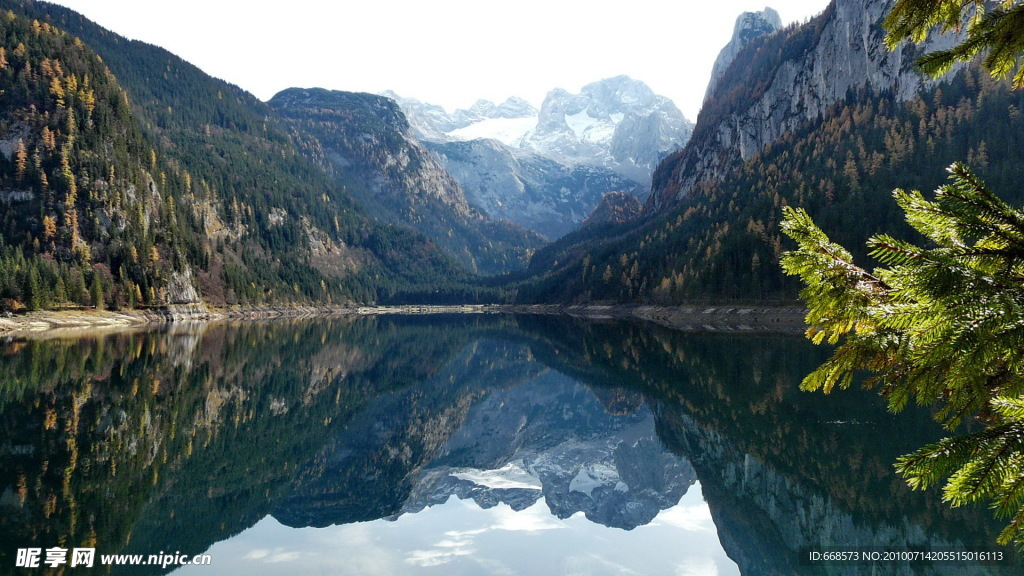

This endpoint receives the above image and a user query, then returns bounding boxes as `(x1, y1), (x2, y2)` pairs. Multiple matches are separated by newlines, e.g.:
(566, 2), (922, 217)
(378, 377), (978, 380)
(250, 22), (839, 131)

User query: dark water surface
(0, 315), (1018, 575)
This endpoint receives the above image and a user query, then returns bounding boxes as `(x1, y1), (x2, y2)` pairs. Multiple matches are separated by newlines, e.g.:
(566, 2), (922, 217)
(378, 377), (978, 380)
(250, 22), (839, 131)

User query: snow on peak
(520, 76), (692, 180)
(388, 77), (693, 183)
(452, 462), (543, 491)
(447, 117), (537, 147)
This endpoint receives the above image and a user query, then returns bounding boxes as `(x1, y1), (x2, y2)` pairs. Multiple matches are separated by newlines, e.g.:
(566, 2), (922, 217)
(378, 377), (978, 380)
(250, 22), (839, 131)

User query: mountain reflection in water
(0, 315), (1018, 575)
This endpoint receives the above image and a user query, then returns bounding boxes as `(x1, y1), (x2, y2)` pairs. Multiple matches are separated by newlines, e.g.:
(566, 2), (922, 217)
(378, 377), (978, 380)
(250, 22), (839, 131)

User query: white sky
(44, 0), (831, 120)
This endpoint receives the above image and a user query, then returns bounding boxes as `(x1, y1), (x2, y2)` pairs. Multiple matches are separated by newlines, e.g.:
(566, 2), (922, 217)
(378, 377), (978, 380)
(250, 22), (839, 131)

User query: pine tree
(773, 0), (1024, 550)
(781, 163), (1024, 547)
(14, 139), (27, 181)
(71, 271), (87, 306)
(89, 272), (103, 310)
(53, 275), (66, 305)
(22, 266), (41, 311)
(886, 0), (1024, 88)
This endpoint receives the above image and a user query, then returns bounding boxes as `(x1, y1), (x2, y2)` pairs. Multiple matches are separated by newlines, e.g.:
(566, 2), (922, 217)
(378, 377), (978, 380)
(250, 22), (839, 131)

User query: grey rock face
(704, 7), (782, 103)
(427, 138), (641, 239)
(521, 76), (693, 182)
(649, 0), (965, 211)
(389, 78), (690, 238)
(165, 269), (201, 304)
(399, 373), (697, 530)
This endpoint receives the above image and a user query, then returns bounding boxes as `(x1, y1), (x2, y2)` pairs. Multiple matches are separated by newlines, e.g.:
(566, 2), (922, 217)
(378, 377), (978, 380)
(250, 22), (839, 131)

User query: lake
(0, 314), (1019, 575)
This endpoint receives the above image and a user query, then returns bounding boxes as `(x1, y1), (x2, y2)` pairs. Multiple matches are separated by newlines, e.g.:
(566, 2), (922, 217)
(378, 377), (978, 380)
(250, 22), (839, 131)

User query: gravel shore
(0, 303), (808, 339)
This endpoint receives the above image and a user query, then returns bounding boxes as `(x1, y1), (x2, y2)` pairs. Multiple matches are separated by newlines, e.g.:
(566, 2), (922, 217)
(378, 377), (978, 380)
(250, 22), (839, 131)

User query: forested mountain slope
(0, 0), (487, 306)
(648, 0), (952, 211)
(516, 0), (1024, 304)
(0, 8), (204, 310)
(269, 88), (545, 276)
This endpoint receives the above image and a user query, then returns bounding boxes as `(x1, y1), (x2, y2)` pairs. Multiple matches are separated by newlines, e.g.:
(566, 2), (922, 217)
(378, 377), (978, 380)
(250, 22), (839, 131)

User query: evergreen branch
(997, 506), (1024, 547)
(896, 433), (986, 491)
(945, 163), (1024, 240)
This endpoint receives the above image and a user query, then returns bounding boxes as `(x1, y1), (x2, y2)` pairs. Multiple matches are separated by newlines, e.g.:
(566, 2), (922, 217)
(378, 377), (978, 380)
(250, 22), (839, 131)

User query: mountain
(522, 76), (693, 182)
(388, 77), (689, 240)
(383, 92), (538, 144)
(516, 0), (1024, 305)
(396, 77), (693, 182)
(399, 371), (697, 530)
(268, 88), (544, 276)
(704, 7), (782, 103)
(648, 0), (959, 211)
(0, 0), (523, 307)
(425, 138), (640, 239)
(580, 191), (643, 230)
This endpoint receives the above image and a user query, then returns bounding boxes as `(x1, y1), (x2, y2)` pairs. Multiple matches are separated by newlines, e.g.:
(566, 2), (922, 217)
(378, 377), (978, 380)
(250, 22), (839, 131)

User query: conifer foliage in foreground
(781, 163), (1024, 546)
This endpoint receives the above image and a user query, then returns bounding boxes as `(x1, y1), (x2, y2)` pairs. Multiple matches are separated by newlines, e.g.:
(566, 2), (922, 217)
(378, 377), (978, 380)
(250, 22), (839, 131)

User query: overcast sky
(45, 0), (831, 120)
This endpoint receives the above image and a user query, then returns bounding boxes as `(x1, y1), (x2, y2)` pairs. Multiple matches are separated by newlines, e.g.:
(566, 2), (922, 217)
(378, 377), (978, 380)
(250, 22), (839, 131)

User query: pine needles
(782, 162), (1024, 548)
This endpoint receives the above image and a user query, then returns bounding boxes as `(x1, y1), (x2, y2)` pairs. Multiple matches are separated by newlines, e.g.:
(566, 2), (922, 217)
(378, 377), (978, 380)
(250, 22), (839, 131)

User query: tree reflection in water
(0, 315), (1017, 574)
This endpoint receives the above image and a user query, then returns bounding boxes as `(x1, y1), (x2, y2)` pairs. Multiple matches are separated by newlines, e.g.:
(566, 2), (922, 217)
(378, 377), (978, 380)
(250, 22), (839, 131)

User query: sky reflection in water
(3, 315), (1019, 575)
(179, 482), (736, 576)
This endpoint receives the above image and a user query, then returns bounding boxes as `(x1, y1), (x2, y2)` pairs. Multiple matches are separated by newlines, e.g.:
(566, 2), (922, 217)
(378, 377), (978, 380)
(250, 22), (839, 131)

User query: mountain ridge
(515, 0), (1024, 305)
(704, 7), (782, 104)
(0, 0), (535, 307)
(649, 0), (963, 211)
(268, 87), (544, 276)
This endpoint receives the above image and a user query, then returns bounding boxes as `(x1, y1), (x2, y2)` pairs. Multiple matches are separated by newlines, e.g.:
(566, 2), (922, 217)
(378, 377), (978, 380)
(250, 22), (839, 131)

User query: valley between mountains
(0, 0), (1022, 317)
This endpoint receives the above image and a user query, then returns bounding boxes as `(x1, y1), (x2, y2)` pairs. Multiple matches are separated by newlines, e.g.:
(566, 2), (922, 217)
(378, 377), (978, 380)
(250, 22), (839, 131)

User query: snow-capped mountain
(382, 91), (538, 144)
(390, 76), (692, 182)
(521, 76), (693, 181)
(426, 138), (641, 239)
(385, 77), (690, 238)
(397, 371), (697, 530)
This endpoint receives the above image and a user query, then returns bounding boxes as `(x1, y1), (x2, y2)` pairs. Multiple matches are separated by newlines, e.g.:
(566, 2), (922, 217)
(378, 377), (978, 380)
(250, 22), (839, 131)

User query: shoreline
(0, 303), (809, 339)
(501, 304), (808, 333)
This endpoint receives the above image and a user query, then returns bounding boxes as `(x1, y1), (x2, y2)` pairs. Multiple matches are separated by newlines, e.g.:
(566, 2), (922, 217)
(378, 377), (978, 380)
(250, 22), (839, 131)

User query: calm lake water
(0, 314), (1019, 575)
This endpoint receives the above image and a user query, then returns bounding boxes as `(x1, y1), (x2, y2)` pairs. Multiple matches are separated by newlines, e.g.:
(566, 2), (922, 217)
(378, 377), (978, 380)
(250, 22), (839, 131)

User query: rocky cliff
(704, 7), (782, 104)
(389, 78), (690, 239)
(427, 138), (640, 239)
(649, 0), (962, 210)
(269, 88), (545, 275)
(522, 76), (693, 182)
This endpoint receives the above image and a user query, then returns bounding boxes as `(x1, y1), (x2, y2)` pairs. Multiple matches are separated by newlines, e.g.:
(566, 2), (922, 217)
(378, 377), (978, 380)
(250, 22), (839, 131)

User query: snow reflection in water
(177, 482), (735, 576)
